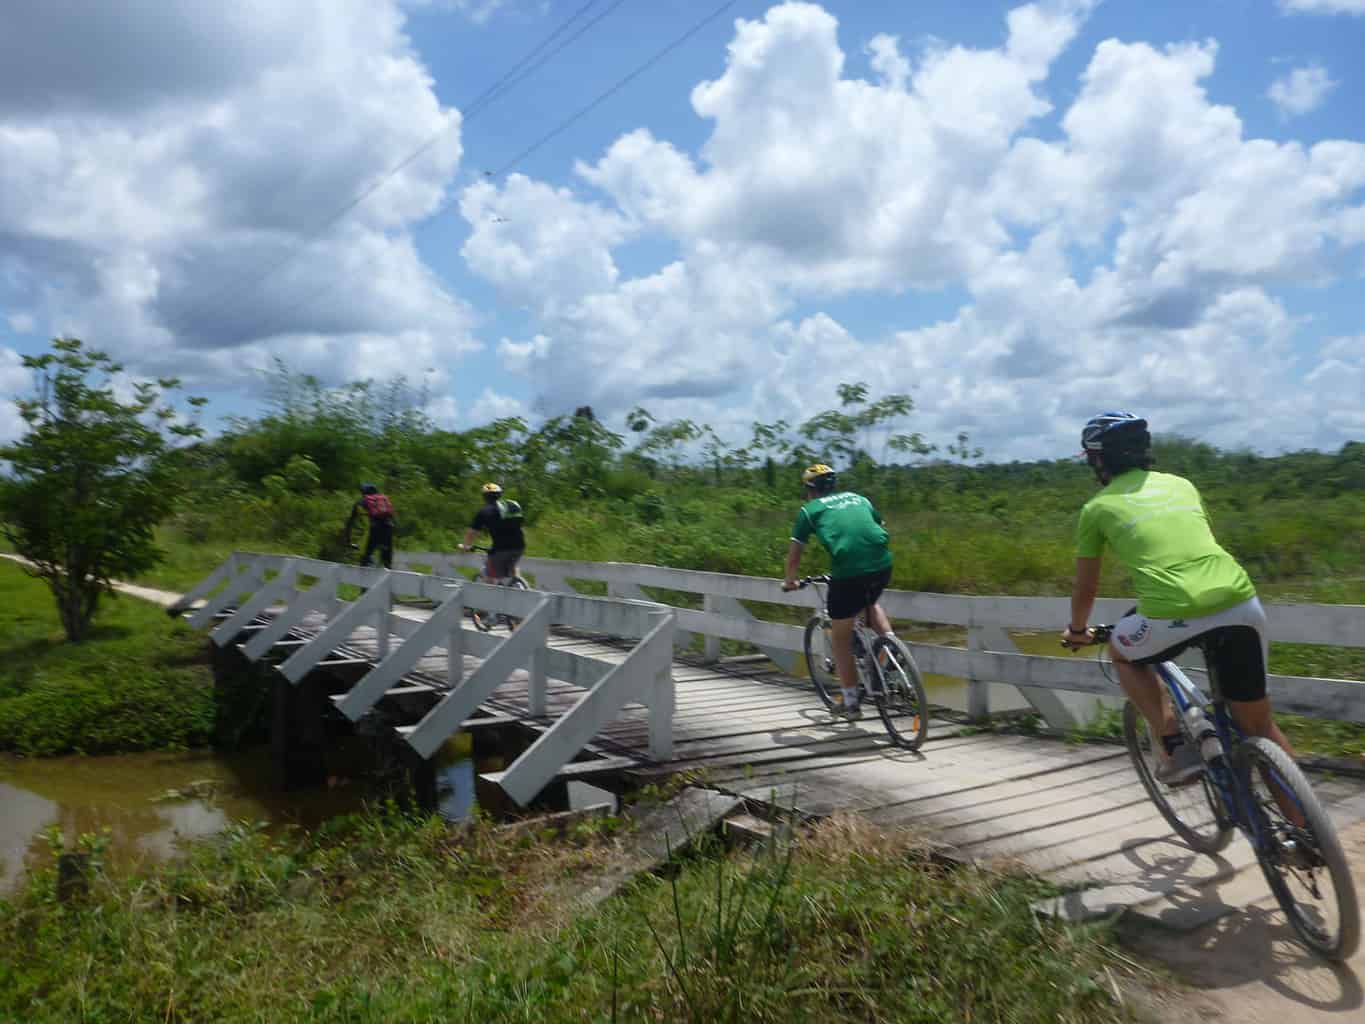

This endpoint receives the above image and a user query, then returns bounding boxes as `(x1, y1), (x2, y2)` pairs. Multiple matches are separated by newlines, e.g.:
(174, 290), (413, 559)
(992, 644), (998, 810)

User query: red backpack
(362, 493), (394, 519)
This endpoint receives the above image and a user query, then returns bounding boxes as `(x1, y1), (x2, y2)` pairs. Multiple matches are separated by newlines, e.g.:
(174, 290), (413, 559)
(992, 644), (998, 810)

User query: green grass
(0, 808), (1140, 1023)
(0, 562), (219, 755)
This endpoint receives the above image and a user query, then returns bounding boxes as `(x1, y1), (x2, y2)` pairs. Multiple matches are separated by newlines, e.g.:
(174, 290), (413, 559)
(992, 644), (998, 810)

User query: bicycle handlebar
(794, 575), (831, 588)
(1060, 623), (1113, 650)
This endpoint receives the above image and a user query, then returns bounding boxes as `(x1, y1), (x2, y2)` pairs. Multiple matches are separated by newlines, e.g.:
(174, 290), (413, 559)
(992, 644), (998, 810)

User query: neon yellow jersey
(1076, 470), (1255, 619)
(792, 491), (892, 579)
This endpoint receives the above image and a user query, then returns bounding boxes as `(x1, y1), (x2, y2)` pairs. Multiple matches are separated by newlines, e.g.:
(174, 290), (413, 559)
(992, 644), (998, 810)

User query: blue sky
(1, 0), (1362, 457)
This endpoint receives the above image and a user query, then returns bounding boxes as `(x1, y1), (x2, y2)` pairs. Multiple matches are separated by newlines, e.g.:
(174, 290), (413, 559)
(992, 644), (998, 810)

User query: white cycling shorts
(1112, 595), (1269, 669)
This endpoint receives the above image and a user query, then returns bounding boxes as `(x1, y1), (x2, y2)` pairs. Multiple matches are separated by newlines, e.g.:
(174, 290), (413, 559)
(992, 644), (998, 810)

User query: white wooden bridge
(177, 550), (1365, 923)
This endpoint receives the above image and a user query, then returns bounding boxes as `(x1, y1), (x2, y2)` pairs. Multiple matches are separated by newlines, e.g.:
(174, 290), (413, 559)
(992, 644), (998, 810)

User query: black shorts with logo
(827, 567), (892, 620)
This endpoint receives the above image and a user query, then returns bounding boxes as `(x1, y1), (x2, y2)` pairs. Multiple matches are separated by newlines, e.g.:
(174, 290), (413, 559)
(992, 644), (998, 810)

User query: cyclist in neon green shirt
(782, 464), (900, 719)
(1062, 412), (1294, 786)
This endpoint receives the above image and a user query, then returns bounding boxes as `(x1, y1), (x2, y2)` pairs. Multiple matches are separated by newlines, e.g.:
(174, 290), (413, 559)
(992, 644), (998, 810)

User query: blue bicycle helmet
(1081, 411), (1149, 453)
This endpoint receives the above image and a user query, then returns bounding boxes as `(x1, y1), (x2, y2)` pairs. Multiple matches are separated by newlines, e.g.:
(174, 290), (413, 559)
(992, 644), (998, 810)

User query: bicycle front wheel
(871, 637), (928, 750)
(803, 616), (840, 709)
(1235, 736), (1360, 960)
(1123, 702), (1233, 854)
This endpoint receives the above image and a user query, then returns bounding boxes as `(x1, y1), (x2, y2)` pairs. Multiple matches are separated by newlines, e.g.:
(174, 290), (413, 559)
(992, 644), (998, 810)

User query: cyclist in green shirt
(782, 464), (900, 719)
(1062, 412), (1294, 786)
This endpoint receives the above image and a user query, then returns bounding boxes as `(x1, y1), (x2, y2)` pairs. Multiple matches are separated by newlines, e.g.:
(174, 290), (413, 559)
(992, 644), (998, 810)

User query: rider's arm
(1069, 557), (1102, 632)
(345, 501), (361, 541)
(460, 527), (478, 551)
(783, 540), (804, 589)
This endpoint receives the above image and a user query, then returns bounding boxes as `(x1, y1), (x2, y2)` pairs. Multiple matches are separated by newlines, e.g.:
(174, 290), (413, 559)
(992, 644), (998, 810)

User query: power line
(230, 0), (741, 349)
(490, 0), (738, 177)
(176, 0), (625, 337)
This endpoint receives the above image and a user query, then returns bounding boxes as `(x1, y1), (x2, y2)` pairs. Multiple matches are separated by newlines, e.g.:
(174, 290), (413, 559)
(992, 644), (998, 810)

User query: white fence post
(702, 594), (721, 662)
(966, 625), (991, 722)
(527, 596), (552, 717)
(648, 610), (676, 761)
(446, 589), (465, 687)
(375, 584), (391, 662)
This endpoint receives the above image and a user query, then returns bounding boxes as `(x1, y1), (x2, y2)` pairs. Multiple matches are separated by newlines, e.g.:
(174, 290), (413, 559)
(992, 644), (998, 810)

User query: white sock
(842, 687), (860, 706)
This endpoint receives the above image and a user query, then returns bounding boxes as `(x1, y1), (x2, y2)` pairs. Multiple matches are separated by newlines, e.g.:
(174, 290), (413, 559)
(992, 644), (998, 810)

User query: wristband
(1066, 625), (1088, 635)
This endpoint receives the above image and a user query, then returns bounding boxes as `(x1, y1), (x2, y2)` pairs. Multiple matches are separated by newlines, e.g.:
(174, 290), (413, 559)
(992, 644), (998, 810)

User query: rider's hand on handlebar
(781, 579), (801, 592)
(1059, 625), (1095, 650)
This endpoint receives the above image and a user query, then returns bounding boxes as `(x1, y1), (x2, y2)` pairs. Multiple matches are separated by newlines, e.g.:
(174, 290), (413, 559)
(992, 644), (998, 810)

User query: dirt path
(1120, 819), (1365, 1023)
(0, 552), (183, 608)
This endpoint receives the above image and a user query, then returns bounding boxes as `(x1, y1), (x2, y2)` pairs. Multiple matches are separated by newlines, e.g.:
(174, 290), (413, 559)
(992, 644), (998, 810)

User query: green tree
(0, 339), (204, 641)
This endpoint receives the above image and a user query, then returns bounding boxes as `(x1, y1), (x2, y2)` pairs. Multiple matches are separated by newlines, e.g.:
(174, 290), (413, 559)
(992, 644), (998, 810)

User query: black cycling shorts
(827, 567), (892, 621)
(486, 548), (524, 579)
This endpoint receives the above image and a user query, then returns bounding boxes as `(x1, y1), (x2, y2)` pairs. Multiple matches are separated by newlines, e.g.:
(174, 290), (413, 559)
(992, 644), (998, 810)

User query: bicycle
(1073, 624), (1360, 960)
(795, 575), (929, 750)
(466, 544), (529, 632)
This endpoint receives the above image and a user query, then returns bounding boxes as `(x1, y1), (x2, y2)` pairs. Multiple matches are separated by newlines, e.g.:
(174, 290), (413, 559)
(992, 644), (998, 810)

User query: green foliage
(0, 338), (205, 641)
(0, 563), (216, 755)
(0, 810), (1133, 1023)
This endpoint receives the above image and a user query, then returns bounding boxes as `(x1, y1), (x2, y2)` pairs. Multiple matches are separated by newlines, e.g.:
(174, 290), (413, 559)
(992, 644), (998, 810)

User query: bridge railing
(177, 552), (675, 805)
(397, 552), (1365, 729)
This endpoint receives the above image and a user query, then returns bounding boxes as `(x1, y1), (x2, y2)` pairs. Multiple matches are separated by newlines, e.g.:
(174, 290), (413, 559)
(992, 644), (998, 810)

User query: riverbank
(0, 803), (1153, 1023)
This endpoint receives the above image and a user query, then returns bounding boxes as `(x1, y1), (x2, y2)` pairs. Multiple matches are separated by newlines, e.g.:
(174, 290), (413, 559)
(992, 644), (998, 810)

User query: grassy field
(0, 562), (220, 755)
(0, 807), (1145, 1023)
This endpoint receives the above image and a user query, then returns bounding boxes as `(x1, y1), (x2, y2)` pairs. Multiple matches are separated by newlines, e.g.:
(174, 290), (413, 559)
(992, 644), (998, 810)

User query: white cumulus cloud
(1279, 0), (1365, 15)
(1268, 64), (1338, 117)
(0, 0), (477, 395)
(456, 0), (1365, 458)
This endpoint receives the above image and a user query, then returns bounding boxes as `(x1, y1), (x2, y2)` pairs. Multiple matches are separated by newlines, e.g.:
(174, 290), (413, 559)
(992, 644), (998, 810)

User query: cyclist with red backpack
(346, 483), (397, 568)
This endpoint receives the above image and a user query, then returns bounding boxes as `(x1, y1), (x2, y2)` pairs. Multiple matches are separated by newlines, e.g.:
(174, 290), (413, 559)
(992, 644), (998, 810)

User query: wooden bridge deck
(244, 603), (1365, 925)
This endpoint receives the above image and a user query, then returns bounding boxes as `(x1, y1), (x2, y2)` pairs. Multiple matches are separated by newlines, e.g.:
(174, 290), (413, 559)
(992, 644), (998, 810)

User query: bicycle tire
(871, 637), (928, 750)
(468, 572), (494, 632)
(803, 616), (841, 709)
(1123, 702), (1234, 854)
(497, 576), (529, 631)
(1234, 736), (1360, 960)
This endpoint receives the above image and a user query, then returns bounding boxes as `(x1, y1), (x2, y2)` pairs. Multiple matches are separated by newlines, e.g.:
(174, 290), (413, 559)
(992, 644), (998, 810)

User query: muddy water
(0, 742), (478, 893)
(906, 627), (1123, 722)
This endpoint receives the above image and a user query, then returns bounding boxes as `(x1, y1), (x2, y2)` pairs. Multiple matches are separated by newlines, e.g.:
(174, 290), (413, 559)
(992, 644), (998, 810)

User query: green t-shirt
(1075, 470), (1255, 619)
(792, 491), (892, 579)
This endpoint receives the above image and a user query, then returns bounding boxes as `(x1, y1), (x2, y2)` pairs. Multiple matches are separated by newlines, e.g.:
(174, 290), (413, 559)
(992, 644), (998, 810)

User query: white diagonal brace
(496, 613), (673, 806)
(171, 553), (238, 616)
(243, 566), (340, 661)
(188, 561), (259, 631)
(212, 560), (300, 647)
(335, 587), (464, 722)
(278, 576), (391, 684)
(403, 598), (552, 760)
(972, 625), (1077, 732)
(704, 593), (800, 673)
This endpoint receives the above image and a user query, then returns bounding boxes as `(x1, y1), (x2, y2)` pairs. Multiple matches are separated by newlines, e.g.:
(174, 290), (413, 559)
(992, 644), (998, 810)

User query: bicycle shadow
(1115, 839), (1363, 1014)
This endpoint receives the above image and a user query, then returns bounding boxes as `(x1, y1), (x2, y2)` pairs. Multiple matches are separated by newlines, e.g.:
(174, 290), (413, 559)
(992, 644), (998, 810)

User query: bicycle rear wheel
(803, 615), (840, 709)
(871, 637), (928, 750)
(497, 576), (529, 631)
(1235, 736), (1360, 960)
(1123, 702), (1233, 854)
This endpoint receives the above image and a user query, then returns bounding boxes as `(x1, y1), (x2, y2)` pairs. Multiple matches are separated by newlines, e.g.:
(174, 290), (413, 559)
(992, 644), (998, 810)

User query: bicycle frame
(1153, 657), (1298, 857)
(803, 577), (881, 692)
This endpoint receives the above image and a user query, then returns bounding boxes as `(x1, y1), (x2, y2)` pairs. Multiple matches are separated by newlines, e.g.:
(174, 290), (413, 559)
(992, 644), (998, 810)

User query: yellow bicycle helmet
(481, 482), (503, 495)
(801, 463), (837, 494)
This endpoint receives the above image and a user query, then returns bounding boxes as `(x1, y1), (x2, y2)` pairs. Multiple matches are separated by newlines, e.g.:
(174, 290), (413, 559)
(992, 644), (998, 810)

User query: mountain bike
(1074, 624), (1359, 960)
(467, 544), (528, 632)
(795, 575), (928, 749)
